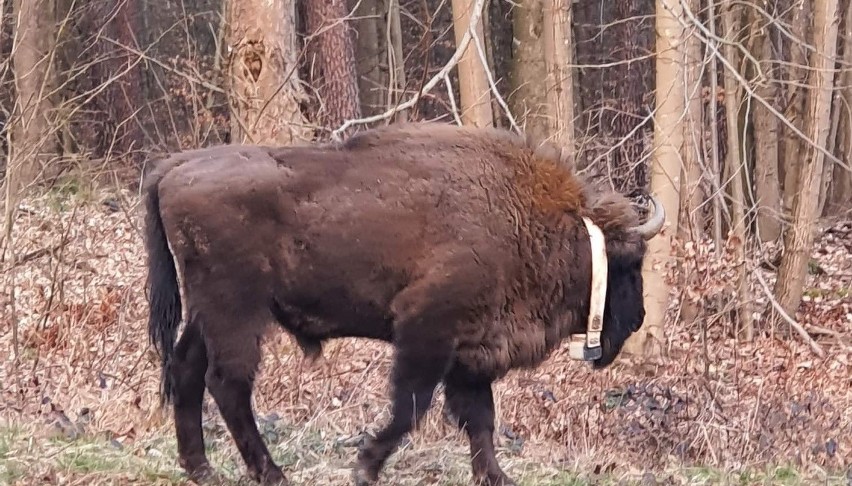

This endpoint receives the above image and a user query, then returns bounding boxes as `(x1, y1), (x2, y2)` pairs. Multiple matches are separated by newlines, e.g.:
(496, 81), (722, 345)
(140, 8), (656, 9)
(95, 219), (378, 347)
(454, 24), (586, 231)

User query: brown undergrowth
(1, 183), (850, 485)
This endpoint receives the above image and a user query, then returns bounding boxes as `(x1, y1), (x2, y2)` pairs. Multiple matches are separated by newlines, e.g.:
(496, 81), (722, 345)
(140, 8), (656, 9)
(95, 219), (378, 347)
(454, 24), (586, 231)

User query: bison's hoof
(353, 465), (379, 486)
(252, 466), (289, 485)
(475, 472), (517, 486)
(186, 464), (225, 485)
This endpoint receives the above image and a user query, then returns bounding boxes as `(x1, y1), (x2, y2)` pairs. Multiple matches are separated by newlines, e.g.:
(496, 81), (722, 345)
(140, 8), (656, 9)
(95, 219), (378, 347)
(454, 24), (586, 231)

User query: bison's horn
(631, 194), (665, 240)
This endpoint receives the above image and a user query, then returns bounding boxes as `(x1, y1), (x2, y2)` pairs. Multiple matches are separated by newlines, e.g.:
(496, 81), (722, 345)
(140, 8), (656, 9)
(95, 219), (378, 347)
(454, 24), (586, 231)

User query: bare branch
(753, 268), (826, 358)
(331, 0), (487, 139)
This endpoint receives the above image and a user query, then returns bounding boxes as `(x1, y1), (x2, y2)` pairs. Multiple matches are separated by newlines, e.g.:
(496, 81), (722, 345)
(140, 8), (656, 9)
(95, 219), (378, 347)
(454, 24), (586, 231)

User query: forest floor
(1, 175), (851, 485)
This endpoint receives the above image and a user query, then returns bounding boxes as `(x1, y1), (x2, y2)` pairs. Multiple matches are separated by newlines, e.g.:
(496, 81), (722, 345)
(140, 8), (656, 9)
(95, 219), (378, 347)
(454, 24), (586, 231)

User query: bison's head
(593, 195), (665, 368)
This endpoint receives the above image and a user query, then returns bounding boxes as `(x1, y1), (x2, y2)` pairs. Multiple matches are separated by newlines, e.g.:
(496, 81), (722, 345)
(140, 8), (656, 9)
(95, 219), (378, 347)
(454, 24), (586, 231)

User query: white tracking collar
(568, 217), (608, 361)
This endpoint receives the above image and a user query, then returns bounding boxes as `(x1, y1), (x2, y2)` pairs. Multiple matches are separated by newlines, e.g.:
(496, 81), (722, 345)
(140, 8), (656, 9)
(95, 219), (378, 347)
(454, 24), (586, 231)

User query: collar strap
(568, 217), (608, 361)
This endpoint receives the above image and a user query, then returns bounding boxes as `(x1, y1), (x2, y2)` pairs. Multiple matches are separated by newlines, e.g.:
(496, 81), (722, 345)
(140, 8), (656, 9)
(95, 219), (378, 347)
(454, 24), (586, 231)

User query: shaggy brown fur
(143, 122), (657, 486)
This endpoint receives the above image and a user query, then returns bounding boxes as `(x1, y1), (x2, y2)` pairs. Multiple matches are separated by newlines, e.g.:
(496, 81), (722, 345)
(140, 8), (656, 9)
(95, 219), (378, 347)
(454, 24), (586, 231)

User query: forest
(0, 0), (850, 484)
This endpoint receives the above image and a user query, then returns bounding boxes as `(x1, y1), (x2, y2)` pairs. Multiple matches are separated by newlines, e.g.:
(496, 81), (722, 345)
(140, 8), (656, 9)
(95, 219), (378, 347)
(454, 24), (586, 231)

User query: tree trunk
(623, 0), (683, 360)
(677, 0), (704, 324)
(598, 0), (653, 193)
(7, 0), (58, 197)
(773, 0), (841, 326)
(226, 0), (310, 145)
(542, 0), (576, 150)
(827, 0), (852, 214)
(385, 0), (407, 122)
(678, 0), (704, 242)
(780, 1), (811, 224)
(510, 0), (576, 148)
(305, 0), (361, 131)
(106, 0), (143, 162)
(721, 0), (753, 340)
(751, 7), (783, 241)
(353, 0), (386, 116)
(451, 0), (493, 127)
(510, 0), (548, 139)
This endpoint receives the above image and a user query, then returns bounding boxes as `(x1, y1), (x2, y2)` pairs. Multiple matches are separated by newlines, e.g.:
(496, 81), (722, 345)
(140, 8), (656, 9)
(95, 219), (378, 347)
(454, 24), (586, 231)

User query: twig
(753, 268), (826, 358)
(443, 74), (463, 126)
(6, 243), (64, 269)
(331, 0), (487, 139)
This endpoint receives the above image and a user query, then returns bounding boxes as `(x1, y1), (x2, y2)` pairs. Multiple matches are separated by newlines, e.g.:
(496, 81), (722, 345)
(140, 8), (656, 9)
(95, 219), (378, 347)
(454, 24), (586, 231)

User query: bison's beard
(593, 267), (646, 369)
(592, 335), (626, 369)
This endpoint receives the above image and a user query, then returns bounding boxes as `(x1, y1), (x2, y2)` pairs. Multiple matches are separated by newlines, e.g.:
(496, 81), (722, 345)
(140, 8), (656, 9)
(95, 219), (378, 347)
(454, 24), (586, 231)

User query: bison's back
(150, 131), (520, 339)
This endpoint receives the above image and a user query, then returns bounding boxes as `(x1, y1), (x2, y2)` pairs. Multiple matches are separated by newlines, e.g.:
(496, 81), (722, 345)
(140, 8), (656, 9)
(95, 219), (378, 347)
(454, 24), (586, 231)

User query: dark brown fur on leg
(204, 328), (287, 485)
(354, 279), (461, 485)
(444, 369), (516, 486)
(354, 347), (451, 485)
(170, 320), (212, 478)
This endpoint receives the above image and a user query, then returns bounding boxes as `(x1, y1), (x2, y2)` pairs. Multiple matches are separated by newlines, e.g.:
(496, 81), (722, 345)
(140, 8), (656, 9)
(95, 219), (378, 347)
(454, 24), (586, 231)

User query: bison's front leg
(444, 369), (516, 486)
(354, 269), (474, 485)
(354, 325), (454, 485)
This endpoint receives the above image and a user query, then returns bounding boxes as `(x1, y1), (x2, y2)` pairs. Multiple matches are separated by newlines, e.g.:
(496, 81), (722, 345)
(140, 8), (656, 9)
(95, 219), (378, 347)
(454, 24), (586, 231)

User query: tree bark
(510, 0), (548, 139)
(7, 0), (58, 197)
(353, 0), (386, 116)
(721, 0), (753, 340)
(226, 0), (310, 145)
(827, 0), (852, 214)
(385, 0), (407, 122)
(677, 0), (704, 324)
(751, 7), (783, 241)
(451, 0), (493, 127)
(780, 1), (811, 223)
(623, 0), (683, 360)
(305, 0), (361, 130)
(773, 0), (841, 325)
(598, 0), (653, 193)
(542, 0), (576, 149)
(678, 0), (704, 241)
(106, 0), (143, 162)
(510, 0), (576, 148)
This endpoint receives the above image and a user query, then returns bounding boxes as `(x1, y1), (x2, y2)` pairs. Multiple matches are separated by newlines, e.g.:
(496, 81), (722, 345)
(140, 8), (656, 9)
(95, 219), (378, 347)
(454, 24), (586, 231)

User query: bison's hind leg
(169, 318), (213, 480)
(203, 311), (289, 485)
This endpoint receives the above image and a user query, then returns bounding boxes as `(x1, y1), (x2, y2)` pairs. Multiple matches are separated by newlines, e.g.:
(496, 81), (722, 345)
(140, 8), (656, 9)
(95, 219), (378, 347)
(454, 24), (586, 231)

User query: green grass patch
(0, 422), (848, 485)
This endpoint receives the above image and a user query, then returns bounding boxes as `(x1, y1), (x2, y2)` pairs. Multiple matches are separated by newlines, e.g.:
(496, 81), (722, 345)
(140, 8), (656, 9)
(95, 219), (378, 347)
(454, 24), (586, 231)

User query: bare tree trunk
(751, 7), (783, 241)
(510, 0), (549, 139)
(679, 0), (704, 241)
(780, 1), (811, 223)
(305, 0), (361, 130)
(226, 0), (310, 145)
(510, 0), (576, 148)
(721, 0), (753, 340)
(542, 0), (576, 149)
(677, 0), (704, 324)
(385, 0), (407, 121)
(7, 0), (58, 197)
(353, 0), (387, 116)
(451, 0), (493, 127)
(106, 0), (143, 163)
(598, 0), (653, 193)
(773, 0), (841, 325)
(624, 0), (683, 360)
(827, 0), (852, 214)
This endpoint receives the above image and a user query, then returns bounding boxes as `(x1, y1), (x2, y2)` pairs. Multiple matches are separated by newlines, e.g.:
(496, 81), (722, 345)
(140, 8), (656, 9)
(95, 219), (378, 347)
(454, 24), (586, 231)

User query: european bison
(143, 122), (664, 485)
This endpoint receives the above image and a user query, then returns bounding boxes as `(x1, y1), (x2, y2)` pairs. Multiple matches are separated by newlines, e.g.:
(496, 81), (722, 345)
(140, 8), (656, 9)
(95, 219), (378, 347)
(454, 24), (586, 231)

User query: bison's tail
(144, 174), (182, 407)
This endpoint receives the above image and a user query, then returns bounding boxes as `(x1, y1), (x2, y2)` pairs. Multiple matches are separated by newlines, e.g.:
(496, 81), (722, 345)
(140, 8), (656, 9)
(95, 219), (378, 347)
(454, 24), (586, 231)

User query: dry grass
(1, 175), (851, 485)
